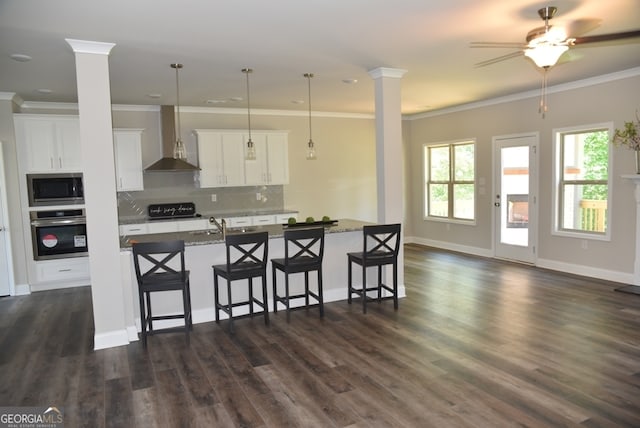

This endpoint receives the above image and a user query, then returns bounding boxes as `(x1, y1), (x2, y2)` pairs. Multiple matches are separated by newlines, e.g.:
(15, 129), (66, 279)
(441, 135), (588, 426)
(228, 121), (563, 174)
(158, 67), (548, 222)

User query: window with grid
(424, 141), (475, 221)
(554, 125), (611, 238)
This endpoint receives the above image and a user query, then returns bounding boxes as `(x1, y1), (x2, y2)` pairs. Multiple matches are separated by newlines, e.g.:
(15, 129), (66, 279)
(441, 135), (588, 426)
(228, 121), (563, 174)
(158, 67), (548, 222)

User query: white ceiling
(1, 0), (639, 115)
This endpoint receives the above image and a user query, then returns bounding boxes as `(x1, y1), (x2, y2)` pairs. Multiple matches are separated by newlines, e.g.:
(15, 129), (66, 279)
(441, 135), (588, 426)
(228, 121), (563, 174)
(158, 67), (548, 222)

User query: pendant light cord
(173, 63), (183, 140)
(243, 68), (253, 142)
(305, 73), (313, 143)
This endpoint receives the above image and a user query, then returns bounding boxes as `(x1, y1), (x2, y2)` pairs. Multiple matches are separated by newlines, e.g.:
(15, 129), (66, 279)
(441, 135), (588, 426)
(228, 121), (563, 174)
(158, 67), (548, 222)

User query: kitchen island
(119, 219), (405, 339)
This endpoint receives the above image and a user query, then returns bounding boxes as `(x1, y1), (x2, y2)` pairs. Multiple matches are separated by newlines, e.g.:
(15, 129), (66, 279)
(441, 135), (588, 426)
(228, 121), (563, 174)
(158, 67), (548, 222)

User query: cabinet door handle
(50, 157), (54, 169)
(58, 268), (72, 272)
(58, 157), (62, 169)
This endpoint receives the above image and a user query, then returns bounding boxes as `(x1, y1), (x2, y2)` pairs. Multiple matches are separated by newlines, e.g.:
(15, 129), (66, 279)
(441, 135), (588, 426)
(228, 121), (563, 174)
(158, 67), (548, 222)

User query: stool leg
(362, 263), (367, 314)
(213, 272), (220, 323)
(377, 265), (383, 303)
(285, 272), (291, 322)
(182, 286), (190, 345)
(318, 269), (324, 317)
(227, 278), (233, 334)
(272, 265), (278, 313)
(139, 289), (147, 347)
(393, 261), (399, 309)
(304, 271), (310, 308)
(146, 292), (153, 332)
(347, 258), (352, 304)
(248, 278), (254, 317)
(262, 273), (269, 325)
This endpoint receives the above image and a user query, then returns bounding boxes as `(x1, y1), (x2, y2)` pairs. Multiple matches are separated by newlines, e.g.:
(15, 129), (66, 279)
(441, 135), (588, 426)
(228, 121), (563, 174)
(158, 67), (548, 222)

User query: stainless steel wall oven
(30, 209), (88, 260)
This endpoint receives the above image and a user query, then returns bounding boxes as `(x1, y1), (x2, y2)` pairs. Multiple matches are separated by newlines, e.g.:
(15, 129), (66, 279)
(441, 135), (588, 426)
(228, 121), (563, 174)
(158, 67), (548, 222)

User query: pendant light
(171, 63), (187, 160)
(304, 73), (317, 160)
(243, 68), (256, 161)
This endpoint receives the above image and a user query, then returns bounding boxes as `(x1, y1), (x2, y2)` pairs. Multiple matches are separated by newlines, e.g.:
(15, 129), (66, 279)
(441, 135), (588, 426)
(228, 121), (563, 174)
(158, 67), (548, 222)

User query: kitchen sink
(188, 230), (220, 236)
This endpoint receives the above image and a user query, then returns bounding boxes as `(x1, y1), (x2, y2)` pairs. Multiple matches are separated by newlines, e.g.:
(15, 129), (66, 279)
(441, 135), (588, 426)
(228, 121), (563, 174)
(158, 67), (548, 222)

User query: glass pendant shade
(171, 63), (187, 161)
(304, 73), (317, 160)
(243, 68), (256, 161)
(306, 140), (317, 160)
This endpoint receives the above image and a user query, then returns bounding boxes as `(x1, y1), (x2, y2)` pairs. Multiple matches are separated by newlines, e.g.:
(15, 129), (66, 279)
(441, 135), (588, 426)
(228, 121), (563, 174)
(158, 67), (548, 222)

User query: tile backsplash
(117, 172), (284, 220)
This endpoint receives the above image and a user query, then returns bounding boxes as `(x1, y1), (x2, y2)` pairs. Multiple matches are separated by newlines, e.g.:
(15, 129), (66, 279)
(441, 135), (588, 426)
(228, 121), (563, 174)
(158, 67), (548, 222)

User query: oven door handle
(31, 217), (86, 226)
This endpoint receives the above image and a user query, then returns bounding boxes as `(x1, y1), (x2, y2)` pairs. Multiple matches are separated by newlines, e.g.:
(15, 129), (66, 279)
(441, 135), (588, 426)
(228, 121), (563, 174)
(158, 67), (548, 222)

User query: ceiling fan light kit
(471, 5), (640, 116)
(524, 44), (568, 68)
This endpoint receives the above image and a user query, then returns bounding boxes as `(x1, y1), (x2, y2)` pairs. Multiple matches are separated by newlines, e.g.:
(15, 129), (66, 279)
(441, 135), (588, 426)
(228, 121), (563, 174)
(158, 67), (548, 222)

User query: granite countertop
(120, 218), (371, 249)
(118, 209), (299, 225)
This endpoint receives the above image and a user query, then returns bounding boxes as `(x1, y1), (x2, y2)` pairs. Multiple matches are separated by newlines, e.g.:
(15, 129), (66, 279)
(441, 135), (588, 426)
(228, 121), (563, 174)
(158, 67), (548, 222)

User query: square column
(67, 39), (131, 349)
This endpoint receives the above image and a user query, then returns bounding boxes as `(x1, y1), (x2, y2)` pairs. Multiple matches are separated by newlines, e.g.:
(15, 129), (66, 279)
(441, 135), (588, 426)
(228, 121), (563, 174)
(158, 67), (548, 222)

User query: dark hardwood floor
(2, 244), (640, 427)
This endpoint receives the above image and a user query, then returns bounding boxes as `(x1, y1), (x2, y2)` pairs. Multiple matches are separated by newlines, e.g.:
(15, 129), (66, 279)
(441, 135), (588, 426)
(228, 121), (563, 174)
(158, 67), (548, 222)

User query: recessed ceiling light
(342, 78), (358, 84)
(206, 99), (227, 104)
(10, 53), (32, 62)
(229, 97), (243, 102)
(147, 93), (162, 99)
(35, 89), (52, 94)
(291, 100), (304, 104)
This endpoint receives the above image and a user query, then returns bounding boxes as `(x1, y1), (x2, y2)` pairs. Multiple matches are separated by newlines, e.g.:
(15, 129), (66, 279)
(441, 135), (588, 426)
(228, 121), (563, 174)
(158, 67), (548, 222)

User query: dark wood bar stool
(213, 231), (269, 333)
(132, 240), (192, 347)
(347, 223), (401, 313)
(271, 226), (325, 320)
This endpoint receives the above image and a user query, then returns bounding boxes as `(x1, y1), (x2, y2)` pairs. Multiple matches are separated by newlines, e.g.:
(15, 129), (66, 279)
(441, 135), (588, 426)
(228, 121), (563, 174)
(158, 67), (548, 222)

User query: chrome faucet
(209, 217), (227, 238)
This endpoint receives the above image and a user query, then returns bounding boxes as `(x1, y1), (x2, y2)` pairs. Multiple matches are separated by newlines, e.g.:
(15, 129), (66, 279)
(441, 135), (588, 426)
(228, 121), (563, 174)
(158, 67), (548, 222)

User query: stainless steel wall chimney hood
(144, 105), (200, 172)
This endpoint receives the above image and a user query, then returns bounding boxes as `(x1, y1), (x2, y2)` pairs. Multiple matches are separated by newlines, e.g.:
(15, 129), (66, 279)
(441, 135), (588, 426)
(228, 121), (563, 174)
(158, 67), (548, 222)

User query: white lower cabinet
(36, 257), (90, 283)
(146, 222), (178, 234)
(226, 216), (253, 228)
(276, 213), (297, 224)
(119, 223), (149, 236)
(252, 215), (276, 226)
(176, 219), (208, 231)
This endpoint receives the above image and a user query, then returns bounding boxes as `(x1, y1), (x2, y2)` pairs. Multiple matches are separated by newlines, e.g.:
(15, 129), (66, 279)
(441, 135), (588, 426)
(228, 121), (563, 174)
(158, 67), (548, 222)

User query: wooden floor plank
(2, 245), (640, 426)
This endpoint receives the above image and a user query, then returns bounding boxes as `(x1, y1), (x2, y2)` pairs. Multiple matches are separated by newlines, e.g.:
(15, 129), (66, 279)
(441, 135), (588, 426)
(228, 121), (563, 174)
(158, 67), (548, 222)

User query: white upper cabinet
(194, 130), (246, 188)
(113, 128), (144, 191)
(14, 115), (82, 173)
(244, 131), (289, 185)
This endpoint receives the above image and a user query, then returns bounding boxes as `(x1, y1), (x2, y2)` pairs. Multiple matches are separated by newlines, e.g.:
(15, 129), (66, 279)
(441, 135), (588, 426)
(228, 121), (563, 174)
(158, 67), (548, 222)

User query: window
(553, 124), (612, 239)
(424, 140), (475, 221)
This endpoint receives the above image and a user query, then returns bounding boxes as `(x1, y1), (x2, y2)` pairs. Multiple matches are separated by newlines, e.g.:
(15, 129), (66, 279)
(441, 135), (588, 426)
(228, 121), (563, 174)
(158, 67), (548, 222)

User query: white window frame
(423, 139), (476, 224)
(551, 122), (613, 241)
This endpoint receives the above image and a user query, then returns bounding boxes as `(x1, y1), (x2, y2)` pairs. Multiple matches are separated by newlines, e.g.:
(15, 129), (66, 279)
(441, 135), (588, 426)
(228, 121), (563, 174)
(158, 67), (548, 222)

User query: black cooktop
(148, 202), (197, 220)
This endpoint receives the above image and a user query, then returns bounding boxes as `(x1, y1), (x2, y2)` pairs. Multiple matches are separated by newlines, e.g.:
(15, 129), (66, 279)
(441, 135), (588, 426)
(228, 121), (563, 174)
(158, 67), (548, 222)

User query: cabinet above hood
(144, 105), (200, 172)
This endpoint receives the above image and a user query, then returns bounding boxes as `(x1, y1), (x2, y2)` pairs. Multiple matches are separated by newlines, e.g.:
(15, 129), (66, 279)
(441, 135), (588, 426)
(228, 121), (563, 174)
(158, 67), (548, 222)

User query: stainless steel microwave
(27, 173), (84, 207)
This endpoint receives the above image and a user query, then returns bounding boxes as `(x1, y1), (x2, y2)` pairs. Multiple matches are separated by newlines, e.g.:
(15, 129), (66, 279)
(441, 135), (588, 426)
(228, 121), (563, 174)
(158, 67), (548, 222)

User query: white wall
(405, 71), (640, 279)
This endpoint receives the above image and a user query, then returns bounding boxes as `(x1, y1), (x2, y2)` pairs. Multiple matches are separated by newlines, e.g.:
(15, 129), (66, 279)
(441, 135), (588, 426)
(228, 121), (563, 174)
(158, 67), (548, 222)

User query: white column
(368, 67), (407, 294)
(67, 39), (130, 349)
(623, 175), (640, 286)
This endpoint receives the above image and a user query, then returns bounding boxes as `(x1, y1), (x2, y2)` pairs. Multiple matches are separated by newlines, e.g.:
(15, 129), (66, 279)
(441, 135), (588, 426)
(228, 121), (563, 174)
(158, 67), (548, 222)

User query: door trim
(0, 141), (16, 296)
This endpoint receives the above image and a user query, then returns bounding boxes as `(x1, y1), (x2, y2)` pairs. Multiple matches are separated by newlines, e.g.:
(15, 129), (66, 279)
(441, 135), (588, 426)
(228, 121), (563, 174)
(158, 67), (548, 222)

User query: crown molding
(405, 66), (640, 121)
(180, 106), (374, 119)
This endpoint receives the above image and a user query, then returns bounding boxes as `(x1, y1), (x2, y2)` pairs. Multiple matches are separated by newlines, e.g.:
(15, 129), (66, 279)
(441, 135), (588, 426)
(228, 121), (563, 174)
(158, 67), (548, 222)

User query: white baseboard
(536, 258), (632, 284)
(30, 282), (90, 293)
(405, 236), (630, 285)
(13, 283), (31, 296)
(405, 236), (493, 258)
(94, 329), (130, 350)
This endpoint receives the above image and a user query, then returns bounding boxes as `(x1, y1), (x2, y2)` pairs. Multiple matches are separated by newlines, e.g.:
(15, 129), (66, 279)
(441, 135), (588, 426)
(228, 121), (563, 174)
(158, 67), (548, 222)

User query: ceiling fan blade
(565, 18), (601, 37)
(571, 29), (640, 45)
(475, 51), (523, 68)
(470, 41), (526, 48)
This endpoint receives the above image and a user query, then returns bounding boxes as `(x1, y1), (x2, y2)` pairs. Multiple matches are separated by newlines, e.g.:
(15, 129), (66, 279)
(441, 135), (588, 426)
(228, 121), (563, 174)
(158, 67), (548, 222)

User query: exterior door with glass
(493, 133), (538, 264)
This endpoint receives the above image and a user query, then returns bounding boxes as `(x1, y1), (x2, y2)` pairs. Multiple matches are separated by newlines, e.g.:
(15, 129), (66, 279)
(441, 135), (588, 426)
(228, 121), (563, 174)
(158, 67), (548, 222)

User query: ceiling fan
(471, 6), (640, 116)
(471, 6), (640, 69)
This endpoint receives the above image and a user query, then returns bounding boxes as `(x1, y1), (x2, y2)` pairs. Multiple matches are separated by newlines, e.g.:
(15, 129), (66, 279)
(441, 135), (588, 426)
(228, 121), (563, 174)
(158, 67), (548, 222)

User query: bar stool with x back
(132, 240), (192, 347)
(213, 231), (269, 333)
(271, 226), (325, 320)
(347, 223), (401, 313)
